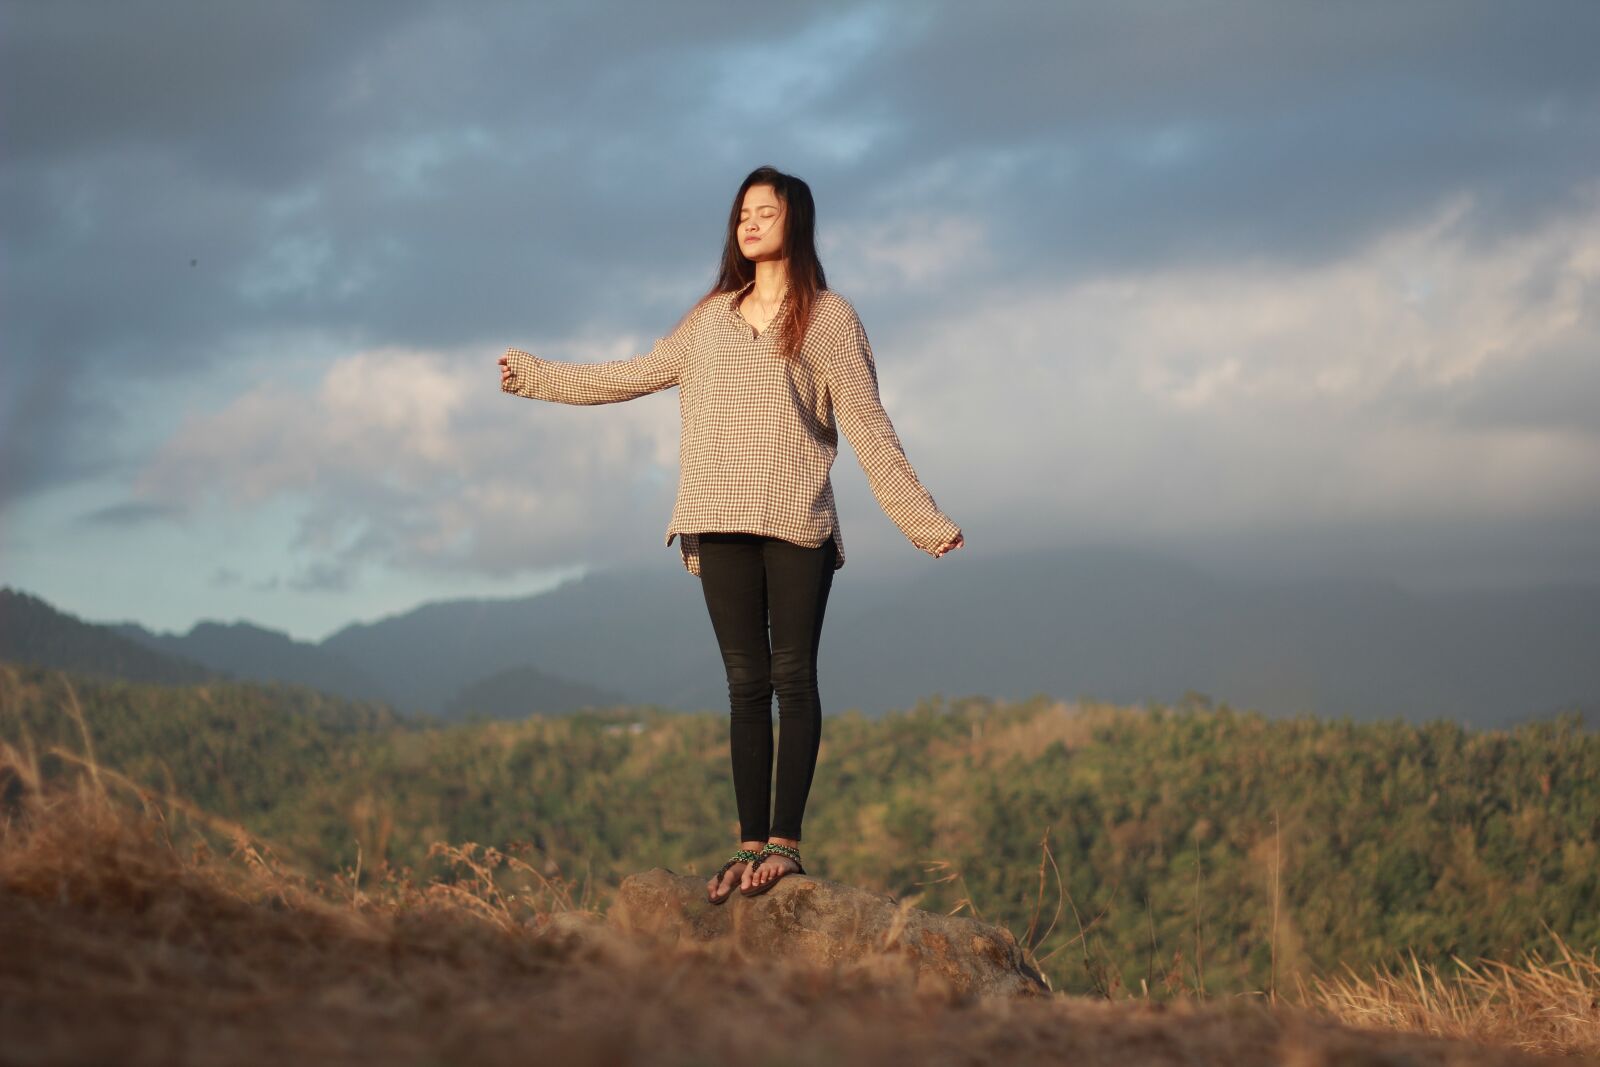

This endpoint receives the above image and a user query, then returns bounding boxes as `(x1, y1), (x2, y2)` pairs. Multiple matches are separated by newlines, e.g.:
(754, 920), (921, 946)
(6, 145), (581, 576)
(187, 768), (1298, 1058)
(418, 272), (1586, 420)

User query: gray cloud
(79, 499), (185, 527)
(286, 559), (355, 594)
(208, 566), (242, 588)
(1448, 340), (1600, 434)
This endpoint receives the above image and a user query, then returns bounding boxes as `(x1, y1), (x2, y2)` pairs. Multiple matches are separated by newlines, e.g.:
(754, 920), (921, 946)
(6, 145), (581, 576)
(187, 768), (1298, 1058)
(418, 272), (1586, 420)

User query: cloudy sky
(4, 1), (1598, 643)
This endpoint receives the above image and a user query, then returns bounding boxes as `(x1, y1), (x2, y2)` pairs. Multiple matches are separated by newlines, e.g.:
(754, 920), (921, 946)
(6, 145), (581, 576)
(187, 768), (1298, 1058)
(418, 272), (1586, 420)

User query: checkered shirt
(501, 279), (961, 577)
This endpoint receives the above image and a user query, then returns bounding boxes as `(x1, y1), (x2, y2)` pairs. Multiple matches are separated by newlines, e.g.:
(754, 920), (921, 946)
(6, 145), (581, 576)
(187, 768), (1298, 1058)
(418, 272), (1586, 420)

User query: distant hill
(0, 586), (220, 685)
(315, 566), (721, 715)
(8, 543), (1599, 727)
(312, 545), (1600, 728)
(110, 617), (393, 706)
(443, 663), (631, 721)
(809, 545), (1600, 730)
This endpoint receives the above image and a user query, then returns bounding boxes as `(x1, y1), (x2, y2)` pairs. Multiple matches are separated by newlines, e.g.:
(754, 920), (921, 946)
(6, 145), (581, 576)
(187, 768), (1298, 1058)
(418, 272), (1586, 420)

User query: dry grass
(1, 709), (1591, 1065)
(1301, 935), (1600, 1059)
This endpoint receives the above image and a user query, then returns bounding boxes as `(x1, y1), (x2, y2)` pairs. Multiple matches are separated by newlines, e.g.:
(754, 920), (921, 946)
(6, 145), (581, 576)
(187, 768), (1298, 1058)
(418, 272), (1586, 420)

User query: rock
(606, 867), (1050, 999)
(541, 908), (609, 947)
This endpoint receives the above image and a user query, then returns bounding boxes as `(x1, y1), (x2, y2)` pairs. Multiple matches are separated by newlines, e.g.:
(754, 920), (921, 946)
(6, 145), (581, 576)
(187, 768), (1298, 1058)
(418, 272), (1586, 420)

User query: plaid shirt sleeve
(501, 311), (691, 405)
(827, 301), (962, 553)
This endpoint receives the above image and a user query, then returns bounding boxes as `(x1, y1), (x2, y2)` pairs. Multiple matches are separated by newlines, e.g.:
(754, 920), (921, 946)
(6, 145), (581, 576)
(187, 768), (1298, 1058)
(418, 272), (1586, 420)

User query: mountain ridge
(7, 544), (1598, 727)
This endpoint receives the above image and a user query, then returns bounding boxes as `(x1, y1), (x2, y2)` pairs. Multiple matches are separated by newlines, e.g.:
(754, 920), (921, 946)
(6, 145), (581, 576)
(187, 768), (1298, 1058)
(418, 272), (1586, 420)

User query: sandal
(707, 848), (763, 905)
(739, 842), (805, 897)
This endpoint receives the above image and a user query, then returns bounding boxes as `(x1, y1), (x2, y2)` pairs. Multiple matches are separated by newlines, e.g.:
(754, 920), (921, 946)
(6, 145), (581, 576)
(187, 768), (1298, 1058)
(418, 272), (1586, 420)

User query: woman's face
(737, 184), (786, 261)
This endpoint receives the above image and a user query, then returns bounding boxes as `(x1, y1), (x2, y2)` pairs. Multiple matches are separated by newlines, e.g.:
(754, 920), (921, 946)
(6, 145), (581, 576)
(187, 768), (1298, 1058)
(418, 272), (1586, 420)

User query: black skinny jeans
(697, 530), (837, 843)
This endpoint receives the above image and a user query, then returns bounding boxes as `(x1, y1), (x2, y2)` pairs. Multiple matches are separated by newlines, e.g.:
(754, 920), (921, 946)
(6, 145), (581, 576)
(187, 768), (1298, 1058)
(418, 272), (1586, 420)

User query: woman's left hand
(932, 533), (964, 558)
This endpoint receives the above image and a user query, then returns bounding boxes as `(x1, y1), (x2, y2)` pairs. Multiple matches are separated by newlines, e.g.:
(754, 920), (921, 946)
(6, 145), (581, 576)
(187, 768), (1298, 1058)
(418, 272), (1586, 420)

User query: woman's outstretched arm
(499, 310), (693, 405)
(827, 302), (963, 557)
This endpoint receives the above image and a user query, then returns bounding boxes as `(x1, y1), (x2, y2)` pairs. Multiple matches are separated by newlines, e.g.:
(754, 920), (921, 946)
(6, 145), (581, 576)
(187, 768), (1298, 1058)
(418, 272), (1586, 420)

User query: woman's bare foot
(745, 835), (801, 891)
(707, 840), (766, 903)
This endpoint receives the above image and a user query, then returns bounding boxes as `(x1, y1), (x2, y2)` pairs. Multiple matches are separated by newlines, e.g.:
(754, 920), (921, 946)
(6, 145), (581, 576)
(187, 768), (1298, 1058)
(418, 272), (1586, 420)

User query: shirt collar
(727, 278), (755, 317)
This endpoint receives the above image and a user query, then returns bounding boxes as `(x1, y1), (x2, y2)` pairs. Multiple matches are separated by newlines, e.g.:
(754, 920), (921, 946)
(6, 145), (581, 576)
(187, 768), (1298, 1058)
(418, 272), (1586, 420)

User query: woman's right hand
(498, 350), (520, 392)
(932, 533), (965, 558)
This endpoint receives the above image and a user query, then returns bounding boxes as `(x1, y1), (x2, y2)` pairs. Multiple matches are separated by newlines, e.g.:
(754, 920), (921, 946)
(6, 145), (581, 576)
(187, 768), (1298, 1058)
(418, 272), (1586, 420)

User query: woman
(498, 165), (964, 903)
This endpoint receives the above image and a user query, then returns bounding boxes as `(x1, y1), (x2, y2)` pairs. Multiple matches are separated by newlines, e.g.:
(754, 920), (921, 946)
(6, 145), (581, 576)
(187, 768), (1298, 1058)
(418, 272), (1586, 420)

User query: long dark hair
(689, 165), (828, 360)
